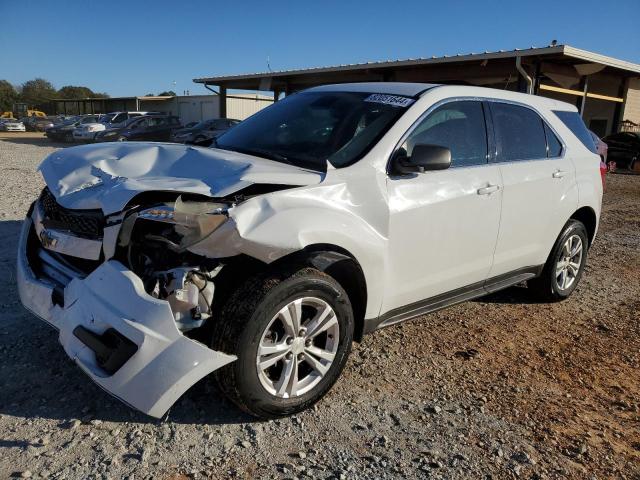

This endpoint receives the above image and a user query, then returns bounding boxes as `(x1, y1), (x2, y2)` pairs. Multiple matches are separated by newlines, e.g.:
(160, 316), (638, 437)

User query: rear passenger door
(487, 101), (576, 278)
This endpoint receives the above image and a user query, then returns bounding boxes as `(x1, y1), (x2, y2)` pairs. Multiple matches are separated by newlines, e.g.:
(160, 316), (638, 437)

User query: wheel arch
(271, 244), (368, 342)
(570, 206), (597, 246)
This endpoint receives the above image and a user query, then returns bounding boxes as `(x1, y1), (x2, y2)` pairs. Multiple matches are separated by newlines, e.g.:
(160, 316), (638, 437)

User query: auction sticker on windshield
(364, 94), (415, 108)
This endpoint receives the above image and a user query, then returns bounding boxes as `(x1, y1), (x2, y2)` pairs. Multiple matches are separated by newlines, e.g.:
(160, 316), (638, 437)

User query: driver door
(383, 100), (502, 314)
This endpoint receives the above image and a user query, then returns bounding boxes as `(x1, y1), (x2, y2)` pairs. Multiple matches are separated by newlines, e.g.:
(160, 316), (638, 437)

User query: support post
(611, 78), (628, 133)
(579, 76), (589, 116)
(219, 86), (227, 118)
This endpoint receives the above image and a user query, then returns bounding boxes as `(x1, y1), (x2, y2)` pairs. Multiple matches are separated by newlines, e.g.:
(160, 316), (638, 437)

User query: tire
(116, 136), (127, 142)
(528, 219), (589, 302)
(210, 267), (354, 418)
(194, 135), (206, 143)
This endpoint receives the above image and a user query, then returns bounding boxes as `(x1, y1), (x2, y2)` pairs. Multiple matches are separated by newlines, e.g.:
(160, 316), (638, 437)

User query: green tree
(58, 85), (95, 99)
(158, 90), (177, 96)
(21, 78), (58, 106)
(0, 80), (18, 112)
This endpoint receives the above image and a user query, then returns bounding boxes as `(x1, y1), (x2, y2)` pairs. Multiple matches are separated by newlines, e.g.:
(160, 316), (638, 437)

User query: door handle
(477, 184), (500, 195)
(552, 170), (566, 179)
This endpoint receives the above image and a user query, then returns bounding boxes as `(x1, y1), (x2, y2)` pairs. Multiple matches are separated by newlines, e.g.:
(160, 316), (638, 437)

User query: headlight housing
(137, 197), (229, 250)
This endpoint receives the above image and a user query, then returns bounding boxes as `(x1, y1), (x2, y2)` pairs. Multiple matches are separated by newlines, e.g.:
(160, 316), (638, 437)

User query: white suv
(18, 83), (602, 419)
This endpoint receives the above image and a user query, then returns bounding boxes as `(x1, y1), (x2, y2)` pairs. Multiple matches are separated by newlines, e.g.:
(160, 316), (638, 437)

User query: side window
(544, 123), (563, 157)
(553, 110), (597, 153)
(491, 103), (547, 161)
(133, 118), (149, 128)
(401, 101), (488, 167)
(149, 117), (166, 127)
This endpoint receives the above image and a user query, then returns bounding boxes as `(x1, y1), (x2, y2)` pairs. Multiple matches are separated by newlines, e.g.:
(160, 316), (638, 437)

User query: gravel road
(0, 133), (638, 480)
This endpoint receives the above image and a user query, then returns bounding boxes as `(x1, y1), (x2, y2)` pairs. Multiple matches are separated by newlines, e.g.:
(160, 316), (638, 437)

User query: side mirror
(393, 144), (451, 174)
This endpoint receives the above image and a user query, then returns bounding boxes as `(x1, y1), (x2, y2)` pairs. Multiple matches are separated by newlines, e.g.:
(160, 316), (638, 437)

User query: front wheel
(528, 219), (588, 301)
(211, 267), (354, 418)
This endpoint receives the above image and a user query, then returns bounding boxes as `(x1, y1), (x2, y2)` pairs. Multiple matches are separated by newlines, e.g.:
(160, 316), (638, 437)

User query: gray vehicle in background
(171, 118), (240, 144)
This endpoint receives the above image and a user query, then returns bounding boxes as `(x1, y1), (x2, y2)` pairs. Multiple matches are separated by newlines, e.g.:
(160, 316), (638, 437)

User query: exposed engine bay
(115, 196), (231, 333)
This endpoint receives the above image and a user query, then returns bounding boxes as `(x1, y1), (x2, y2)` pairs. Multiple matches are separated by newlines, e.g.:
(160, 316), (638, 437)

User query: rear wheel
(528, 219), (588, 301)
(211, 267), (354, 418)
(116, 136), (127, 142)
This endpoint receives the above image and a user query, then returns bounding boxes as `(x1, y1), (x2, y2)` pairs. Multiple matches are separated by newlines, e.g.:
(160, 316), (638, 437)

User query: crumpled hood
(39, 142), (324, 215)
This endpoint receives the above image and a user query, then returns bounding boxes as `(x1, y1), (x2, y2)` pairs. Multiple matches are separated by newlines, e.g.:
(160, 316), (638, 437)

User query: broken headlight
(137, 196), (229, 251)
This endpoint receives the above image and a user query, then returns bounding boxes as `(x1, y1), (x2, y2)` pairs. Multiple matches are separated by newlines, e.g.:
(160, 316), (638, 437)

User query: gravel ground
(0, 133), (638, 480)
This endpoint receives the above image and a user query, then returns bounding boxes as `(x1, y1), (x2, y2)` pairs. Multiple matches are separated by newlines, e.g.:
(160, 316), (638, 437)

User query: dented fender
(188, 176), (390, 319)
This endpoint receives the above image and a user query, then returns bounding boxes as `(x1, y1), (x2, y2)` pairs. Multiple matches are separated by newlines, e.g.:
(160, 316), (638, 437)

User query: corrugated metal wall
(227, 94), (273, 120)
(622, 78), (640, 126)
(137, 94), (272, 123)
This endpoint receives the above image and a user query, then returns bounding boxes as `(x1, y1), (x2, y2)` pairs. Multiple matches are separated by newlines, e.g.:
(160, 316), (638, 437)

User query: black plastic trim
(364, 265), (543, 334)
(73, 326), (138, 375)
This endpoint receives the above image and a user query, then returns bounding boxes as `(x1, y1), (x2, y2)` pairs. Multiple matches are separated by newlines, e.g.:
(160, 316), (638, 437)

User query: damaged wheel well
(207, 245), (368, 343)
(273, 244), (368, 342)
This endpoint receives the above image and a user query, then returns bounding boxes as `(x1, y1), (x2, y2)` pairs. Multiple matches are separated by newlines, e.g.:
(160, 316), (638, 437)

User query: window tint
(149, 117), (167, 127)
(401, 101), (488, 167)
(132, 118), (149, 128)
(544, 123), (563, 157)
(553, 110), (597, 153)
(491, 103), (547, 161)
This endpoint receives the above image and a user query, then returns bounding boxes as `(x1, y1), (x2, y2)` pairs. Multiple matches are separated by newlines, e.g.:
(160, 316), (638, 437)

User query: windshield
(62, 116), (81, 125)
(99, 114), (116, 124)
(215, 91), (413, 170)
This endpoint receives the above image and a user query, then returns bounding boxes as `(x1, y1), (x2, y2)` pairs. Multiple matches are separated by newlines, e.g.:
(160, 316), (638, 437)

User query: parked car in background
(45, 115), (101, 142)
(74, 111), (161, 142)
(0, 118), (26, 132)
(23, 116), (55, 132)
(601, 131), (640, 173)
(72, 114), (115, 142)
(171, 118), (240, 144)
(19, 83), (603, 419)
(95, 115), (181, 142)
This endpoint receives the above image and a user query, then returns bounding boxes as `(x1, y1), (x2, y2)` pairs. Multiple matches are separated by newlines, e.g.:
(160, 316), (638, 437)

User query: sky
(1, 0), (639, 97)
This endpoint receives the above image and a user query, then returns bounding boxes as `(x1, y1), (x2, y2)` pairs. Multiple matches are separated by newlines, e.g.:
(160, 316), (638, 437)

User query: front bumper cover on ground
(16, 218), (236, 418)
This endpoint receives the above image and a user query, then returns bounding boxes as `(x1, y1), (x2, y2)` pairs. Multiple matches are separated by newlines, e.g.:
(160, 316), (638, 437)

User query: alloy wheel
(256, 296), (339, 398)
(555, 234), (583, 291)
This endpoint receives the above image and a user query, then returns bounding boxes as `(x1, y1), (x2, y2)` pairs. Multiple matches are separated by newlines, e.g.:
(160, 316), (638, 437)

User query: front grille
(40, 188), (104, 239)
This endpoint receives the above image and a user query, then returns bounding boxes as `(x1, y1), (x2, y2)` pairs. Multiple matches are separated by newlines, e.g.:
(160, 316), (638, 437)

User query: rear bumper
(17, 217), (235, 418)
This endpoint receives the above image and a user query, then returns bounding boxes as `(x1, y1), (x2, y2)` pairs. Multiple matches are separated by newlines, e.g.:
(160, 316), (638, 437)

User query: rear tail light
(599, 161), (607, 192)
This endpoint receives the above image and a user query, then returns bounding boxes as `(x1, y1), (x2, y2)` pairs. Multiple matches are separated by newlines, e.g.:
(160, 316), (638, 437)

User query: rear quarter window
(553, 111), (597, 153)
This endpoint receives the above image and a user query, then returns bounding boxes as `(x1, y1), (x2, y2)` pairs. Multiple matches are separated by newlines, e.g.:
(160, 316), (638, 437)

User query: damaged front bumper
(16, 217), (236, 418)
